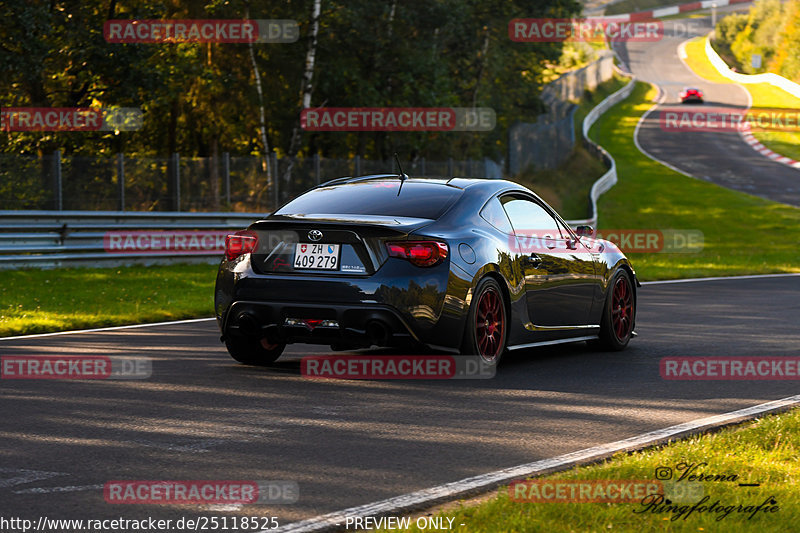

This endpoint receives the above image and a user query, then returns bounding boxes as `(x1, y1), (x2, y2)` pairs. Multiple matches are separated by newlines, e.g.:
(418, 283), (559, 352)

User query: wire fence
(0, 153), (503, 212)
(1, 54), (614, 213)
(508, 50), (615, 174)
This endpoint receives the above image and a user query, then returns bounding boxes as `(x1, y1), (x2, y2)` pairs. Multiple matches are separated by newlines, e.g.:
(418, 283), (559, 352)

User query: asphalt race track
(615, 17), (800, 206)
(3, 13), (800, 532)
(2, 275), (800, 528)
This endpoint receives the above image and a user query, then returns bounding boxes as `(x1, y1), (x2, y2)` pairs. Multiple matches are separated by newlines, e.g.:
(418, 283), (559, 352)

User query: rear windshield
(275, 180), (463, 220)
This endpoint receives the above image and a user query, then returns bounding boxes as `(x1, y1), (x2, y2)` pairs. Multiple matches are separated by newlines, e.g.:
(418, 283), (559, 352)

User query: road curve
(1, 276), (799, 527)
(615, 17), (800, 206)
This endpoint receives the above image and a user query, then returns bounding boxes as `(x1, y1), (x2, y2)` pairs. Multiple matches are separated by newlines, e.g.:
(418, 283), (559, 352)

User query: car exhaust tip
(236, 312), (261, 337)
(365, 320), (390, 346)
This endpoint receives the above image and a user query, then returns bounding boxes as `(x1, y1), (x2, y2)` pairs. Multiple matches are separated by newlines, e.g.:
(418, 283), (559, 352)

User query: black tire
(225, 336), (285, 366)
(592, 269), (635, 351)
(461, 277), (508, 364)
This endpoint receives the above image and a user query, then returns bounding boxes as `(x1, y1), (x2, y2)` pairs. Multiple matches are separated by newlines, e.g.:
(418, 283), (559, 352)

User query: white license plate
(294, 243), (340, 270)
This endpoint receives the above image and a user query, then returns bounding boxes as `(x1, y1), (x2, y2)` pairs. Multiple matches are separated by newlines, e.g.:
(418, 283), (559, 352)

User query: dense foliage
(713, 0), (800, 81)
(0, 0), (581, 162)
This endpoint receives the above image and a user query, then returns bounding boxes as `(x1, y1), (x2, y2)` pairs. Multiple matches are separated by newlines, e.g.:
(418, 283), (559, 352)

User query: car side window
(555, 218), (577, 242)
(479, 196), (514, 234)
(500, 196), (563, 239)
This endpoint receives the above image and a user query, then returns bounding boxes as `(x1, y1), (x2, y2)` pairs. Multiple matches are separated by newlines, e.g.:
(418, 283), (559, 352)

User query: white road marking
(0, 468), (67, 489)
(130, 438), (227, 453)
(641, 273), (800, 285)
(13, 484), (104, 494)
(311, 406), (345, 416)
(0, 317), (215, 341)
(269, 394), (800, 532)
(0, 273), (796, 344)
(207, 504), (244, 511)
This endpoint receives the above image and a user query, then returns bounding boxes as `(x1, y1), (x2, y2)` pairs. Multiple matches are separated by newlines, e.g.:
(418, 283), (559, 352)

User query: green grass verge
(573, 75), (631, 137)
(592, 81), (800, 280)
(0, 77), (631, 339)
(0, 264), (217, 337)
(378, 407), (800, 532)
(683, 36), (800, 162)
(682, 37), (731, 83)
(3, 75), (799, 336)
(514, 74), (629, 220)
(1, 77), (629, 338)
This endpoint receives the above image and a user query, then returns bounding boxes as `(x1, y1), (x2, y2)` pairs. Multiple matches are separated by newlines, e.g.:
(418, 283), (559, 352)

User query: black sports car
(215, 175), (638, 365)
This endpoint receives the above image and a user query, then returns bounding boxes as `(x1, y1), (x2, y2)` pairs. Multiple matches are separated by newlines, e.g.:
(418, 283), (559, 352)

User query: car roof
(294, 174), (554, 222)
(318, 174), (524, 194)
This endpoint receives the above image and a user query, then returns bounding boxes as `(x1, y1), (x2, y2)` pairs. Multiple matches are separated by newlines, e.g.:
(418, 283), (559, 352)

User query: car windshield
(275, 180), (463, 220)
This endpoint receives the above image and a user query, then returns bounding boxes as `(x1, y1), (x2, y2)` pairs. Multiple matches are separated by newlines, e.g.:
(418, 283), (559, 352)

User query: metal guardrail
(0, 211), (263, 269)
(565, 64), (636, 228)
(704, 34), (800, 97)
(3, 70), (638, 271)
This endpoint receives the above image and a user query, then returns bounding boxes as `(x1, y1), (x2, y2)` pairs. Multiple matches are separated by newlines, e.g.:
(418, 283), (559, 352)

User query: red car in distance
(680, 87), (704, 103)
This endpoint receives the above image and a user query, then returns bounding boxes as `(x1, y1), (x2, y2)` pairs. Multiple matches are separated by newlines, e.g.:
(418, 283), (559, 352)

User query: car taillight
(386, 241), (448, 267)
(225, 231), (258, 261)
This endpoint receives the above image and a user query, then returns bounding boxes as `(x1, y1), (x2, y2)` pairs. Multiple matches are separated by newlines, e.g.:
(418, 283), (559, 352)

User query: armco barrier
(704, 37), (800, 99)
(565, 65), (636, 228)
(604, 0), (752, 21)
(702, 37), (800, 170)
(0, 211), (261, 269)
(3, 71), (640, 270)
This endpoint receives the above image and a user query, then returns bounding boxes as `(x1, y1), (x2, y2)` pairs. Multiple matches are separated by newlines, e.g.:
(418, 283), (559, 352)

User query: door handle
(526, 253), (543, 268)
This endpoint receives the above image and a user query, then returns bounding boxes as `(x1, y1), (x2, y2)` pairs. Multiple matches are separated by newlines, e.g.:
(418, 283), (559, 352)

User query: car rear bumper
(223, 300), (420, 349)
(215, 255), (463, 351)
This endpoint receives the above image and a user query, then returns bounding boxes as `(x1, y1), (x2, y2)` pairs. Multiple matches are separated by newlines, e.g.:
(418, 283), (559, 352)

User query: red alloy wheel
(475, 286), (505, 361)
(611, 275), (634, 341)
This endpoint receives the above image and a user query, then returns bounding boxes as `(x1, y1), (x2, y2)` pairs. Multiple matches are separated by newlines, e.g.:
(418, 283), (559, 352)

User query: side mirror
(575, 225), (594, 238)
